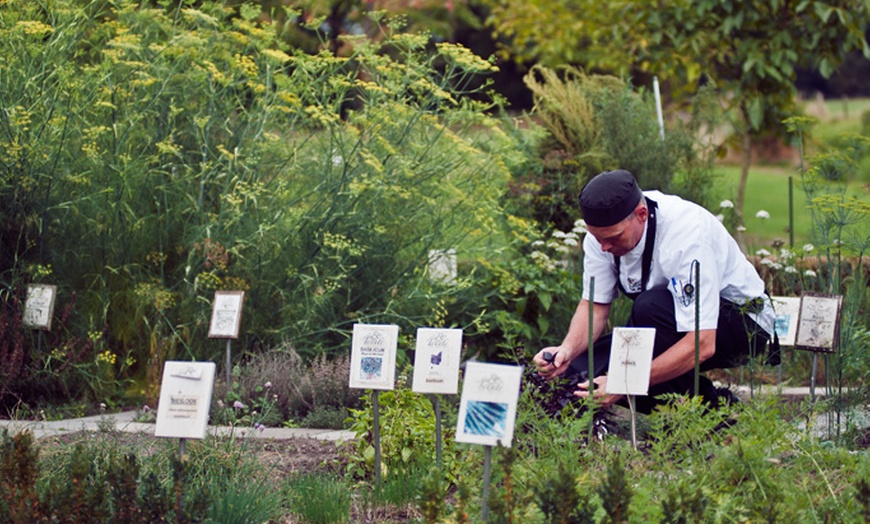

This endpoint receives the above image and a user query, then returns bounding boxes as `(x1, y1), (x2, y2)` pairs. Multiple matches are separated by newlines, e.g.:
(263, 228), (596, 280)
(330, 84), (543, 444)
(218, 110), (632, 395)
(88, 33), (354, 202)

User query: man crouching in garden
(534, 169), (778, 415)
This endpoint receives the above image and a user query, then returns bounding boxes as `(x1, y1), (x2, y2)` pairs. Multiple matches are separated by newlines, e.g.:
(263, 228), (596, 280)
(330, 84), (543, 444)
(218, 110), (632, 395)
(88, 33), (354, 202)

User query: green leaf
(401, 447), (413, 463)
(239, 3), (260, 21)
(819, 57), (834, 78)
(538, 290), (552, 312)
(748, 97), (763, 131)
(537, 316), (550, 336)
(814, 3), (834, 23)
(363, 445), (375, 464)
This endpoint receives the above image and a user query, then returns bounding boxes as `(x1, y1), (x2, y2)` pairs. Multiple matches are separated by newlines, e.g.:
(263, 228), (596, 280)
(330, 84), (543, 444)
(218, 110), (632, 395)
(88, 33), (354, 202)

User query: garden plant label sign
(455, 362), (523, 448)
(155, 361), (216, 439)
(605, 327), (656, 396)
(349, 323), (399, 390)
(412, 327), (462, 395)
(208, 290), (245, 339)
(23, 284), (57, 331)
(771, 296), (801, 347)
(795, 293), (843, 353)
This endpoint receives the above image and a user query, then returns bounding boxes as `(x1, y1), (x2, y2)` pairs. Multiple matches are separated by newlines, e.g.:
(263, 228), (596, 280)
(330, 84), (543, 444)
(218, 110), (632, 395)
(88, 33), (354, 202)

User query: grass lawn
(801, 96), (870, 143)
(708, 96), (869, 251)
(711, 163), (867, 251)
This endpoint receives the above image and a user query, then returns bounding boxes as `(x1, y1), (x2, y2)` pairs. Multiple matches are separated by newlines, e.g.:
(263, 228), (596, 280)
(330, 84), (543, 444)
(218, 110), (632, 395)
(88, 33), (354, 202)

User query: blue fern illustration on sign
(464, 400), (507, 437)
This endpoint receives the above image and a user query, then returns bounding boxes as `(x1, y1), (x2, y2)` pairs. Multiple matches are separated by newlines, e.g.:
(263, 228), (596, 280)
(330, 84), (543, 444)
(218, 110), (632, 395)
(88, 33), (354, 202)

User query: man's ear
(635, 205), (649, 223)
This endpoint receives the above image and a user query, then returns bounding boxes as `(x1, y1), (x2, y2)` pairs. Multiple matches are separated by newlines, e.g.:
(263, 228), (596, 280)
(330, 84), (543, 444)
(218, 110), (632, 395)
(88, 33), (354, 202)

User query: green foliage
(597, 454), (632, 524)
(659, 477), (708, 524)
(0, 430), (42, 523)
(285, 472), (351, 524)
(534, 462), (595, 524)
(516, 67), (710, 234)
(206, 473), (282, 524)
(416, 465), (445, 524)
(345, 385), (450, 480)
(0, 0), (517, 409)
(783, 119), (870, 427)
(486, 445), (526, 524)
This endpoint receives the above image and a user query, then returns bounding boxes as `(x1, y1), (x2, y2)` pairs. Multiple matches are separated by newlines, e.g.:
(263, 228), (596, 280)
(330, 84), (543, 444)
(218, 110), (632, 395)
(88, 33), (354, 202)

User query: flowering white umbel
(803, 243), (815, 253)
(804, 269), (817, 277)
(755, 210), (771, 219)
(719, 200), (734, 208)
(755, 248), (771, 257)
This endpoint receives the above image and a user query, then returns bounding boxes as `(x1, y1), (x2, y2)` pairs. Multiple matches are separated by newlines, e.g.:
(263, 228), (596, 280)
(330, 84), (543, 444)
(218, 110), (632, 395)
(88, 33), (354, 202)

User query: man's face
(586, 206), (648, 257)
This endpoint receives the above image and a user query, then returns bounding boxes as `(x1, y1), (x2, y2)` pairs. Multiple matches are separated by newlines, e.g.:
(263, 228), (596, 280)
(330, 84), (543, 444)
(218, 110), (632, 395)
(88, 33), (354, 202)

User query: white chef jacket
(582, 190), (775, 335)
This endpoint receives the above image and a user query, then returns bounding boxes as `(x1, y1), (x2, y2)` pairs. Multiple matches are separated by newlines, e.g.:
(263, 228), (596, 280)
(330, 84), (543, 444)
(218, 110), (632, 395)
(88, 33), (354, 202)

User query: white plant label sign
(155, 361), (216, 439)
(23, 284), (57, 331)
(771, 296), (801, 347)
(208, 290), (245, 339)
(795, 293), (843, 353)
(605, 327), (656, 396)
(349, 323), (399, 390)
(455, 362), (523, 448)
(412, 327), (462, 395)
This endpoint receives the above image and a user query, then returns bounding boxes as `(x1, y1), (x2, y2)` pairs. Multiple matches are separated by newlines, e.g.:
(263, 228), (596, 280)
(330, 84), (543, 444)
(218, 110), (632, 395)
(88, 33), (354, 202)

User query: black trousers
(568, 288), (771, 414)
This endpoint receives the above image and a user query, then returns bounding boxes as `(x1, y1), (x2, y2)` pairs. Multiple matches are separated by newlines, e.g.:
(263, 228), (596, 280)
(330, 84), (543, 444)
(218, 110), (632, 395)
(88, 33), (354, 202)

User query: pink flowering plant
(211, 367), (281, 428)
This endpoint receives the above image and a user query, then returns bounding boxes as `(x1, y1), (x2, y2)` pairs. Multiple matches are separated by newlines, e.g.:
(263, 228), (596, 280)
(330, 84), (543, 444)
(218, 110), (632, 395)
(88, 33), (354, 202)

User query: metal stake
(481, 446), (492, 522)
(225, 339), (232, 389)
(587, 277), (595, 444)
(373, 390), (381, 486)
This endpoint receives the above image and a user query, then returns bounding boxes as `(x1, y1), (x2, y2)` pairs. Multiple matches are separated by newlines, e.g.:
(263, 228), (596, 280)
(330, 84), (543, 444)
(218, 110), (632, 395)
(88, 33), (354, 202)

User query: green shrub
(286, 472), (351, 524)
(516, 66), (711, 232)
(0, 0), (517, 409)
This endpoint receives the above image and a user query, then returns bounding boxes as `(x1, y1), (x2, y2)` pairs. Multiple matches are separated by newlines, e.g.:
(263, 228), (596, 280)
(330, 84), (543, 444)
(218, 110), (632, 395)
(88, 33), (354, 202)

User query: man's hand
(575, 375), (622, 409)
(533, 347), (572, 380)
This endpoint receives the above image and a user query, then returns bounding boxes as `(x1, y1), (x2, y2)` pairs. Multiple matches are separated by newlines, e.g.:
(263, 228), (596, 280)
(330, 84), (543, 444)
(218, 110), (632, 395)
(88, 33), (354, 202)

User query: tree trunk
(735, 129), (752, 252)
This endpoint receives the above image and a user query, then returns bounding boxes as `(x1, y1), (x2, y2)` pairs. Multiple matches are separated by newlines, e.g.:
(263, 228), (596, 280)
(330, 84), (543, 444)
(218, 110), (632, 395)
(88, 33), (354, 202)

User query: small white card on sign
(428, 249), (457, 284)
(455, 362), (523, 448)
(155, 361), (216, 440)
(23, 284), (57, 331)
(349, 323), (399, 390)
(412, 327), (462, 395)
(605, 327), (656, 396)
(771, 296), (801, 347)
(208, 290), (245, 339)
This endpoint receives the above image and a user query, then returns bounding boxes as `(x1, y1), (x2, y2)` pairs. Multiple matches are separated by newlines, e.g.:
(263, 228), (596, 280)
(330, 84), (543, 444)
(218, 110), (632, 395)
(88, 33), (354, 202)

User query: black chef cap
(578, 170), (643, 227)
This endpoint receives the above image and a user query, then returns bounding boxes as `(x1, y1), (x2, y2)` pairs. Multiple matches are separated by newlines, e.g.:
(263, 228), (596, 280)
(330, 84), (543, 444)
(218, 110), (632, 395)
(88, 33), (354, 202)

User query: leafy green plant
(659, 477), (708, 524)
(534, 462), (595, 524)
(416, 465), (446, 524)
(0, 430), (42, 523)
(345, 385), (451, 480)
(207, 474), (282, 524)
(598, 454), (632, 524)
(286, 472), (351, 524)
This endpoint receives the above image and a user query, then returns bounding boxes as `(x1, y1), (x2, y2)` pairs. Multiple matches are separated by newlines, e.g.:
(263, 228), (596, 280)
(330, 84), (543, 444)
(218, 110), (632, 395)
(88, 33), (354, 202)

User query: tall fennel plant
(785, 117), (870, 438)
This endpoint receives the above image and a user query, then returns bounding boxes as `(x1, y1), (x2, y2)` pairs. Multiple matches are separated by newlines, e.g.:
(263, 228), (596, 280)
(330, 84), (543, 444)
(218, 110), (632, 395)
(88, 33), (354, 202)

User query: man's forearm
(648, 329), (716, 385)
(560, 300), (611, 360)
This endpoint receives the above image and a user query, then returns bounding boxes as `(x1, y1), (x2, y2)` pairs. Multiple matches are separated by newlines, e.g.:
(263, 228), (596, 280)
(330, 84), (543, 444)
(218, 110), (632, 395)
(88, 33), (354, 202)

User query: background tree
(482, 0), (870, 238)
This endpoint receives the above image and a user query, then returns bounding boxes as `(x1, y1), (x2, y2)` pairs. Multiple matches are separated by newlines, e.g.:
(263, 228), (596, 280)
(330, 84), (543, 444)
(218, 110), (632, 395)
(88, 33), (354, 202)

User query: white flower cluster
(528, 220), (587, 272)
(755, 246), (817, 277)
